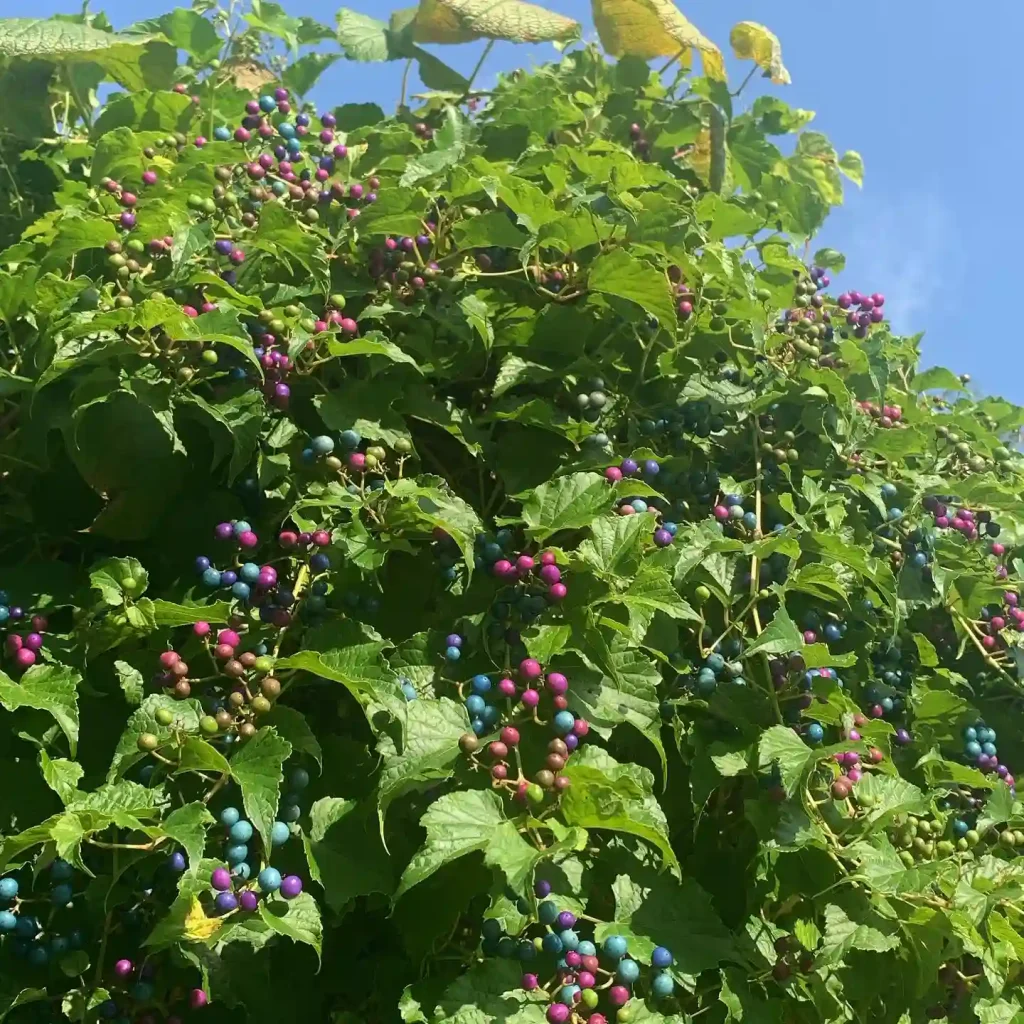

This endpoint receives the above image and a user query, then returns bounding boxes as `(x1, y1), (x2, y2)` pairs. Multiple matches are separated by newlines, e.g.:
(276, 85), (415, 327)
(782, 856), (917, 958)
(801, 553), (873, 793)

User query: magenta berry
(519, 658), (542, 681)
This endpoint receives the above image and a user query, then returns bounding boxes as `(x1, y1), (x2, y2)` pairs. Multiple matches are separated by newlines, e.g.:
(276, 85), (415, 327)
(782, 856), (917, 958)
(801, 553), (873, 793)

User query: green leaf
(229, 727), (292, 857)
(177, 737), (232, 776)
(561, 746), (678, 874)
(336, 8), (393, 61)
(264, 705), (322, 770)
(114, 660), (144, 706)
(377, 697), (470, 821)
(161, 802), (214, 871)
(133, 9), (220, 61)
(577, 513), (648, 578)
(517, 473), (612, 541)
(757, 725), (813, 797)
(745, 605), (802, 657)
(588, 248), (675, 329)
(818, 903), (898, 965)
(411, 0), (580, 44)
(39, 752), (83, 804)
(109, 694), (203, 779)
(0, 664), (80, 755)
(258, 892), (322, 962)
(599, 861), (735, 975)
(395, 789), (532, 900)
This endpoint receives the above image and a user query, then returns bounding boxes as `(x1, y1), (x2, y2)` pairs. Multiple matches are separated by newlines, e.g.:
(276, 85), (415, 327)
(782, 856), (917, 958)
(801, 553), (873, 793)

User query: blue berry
(27, 944), (49, 967)
(0, 877), (18, 901)
(220, 806), (241, 827)
(279, 802), (301, 822)
(402, 681), (417, 701)
(231, 861), (251, 879)
(541, 932), (563, 955)
(289, 767), (310, 790)
(823, 623), (842, 643)
(465, 694), (486, 716)
(651, 945), (673, 968)
(880, 482), (898, 502)
(806, 723), (824, 744)
(311, 435), (334, 455)
(195, 555), (211, 573)
(471, 674), (491, 694)
(0, 911), (15, 932)
(51, 883), (73, 905)
(310, 553), (330, 573)
(214, 892), (238, 913)
(231, 581), (251, 601)
(535, 879), (551, 898)
(0, 606), (7, 624)
(220, 570), (238, 587)
(168, 852), (186, 872)
(339, 429), (361, 449)
(558, 985), (580, 1006)
(271, 821), (290, 846)
(214, 125), (232, 141)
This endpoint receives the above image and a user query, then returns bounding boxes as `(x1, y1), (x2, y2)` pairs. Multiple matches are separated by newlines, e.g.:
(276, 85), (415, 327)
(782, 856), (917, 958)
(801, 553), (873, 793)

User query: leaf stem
(463, 40), (494, 98)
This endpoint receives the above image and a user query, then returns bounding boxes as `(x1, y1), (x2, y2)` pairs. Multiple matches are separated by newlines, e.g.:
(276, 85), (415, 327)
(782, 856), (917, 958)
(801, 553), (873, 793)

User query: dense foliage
(0, 2), (1023, 1022)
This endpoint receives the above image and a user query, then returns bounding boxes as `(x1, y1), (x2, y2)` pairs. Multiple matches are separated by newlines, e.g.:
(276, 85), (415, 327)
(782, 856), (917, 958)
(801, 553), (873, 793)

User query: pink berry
(193, 621), (211, 638)
(159, 651), (180, 669)
(218, 629), (241, 648)
(519, 658), (542, 681)
(23, 633), (43, 651)
(539, 564), (561, 585)
(713, 505), (730, 521)
(189, 989), (208, 1010)
(515, 555), (535, 573)
(572, 719), (589, 737)
(6, 634), (22, 653)
(993, 543), (1006, 556)
(500, 726), (520, 746)
(30, 615), (47, 632)
(604, 466), (623, 483)
(546, 672), (568, 695)
(15, 648), (36, 668)
(522, 689), (540, 708)
(114, 958), (133, 977)
(312, 530), (331, 547)
(548, 583), (567, 602)
(608, 986), (630, 1007)
(1006, 592), (1019, 606)
(498, 678), (516, 698)
(540, 551), (557, 566)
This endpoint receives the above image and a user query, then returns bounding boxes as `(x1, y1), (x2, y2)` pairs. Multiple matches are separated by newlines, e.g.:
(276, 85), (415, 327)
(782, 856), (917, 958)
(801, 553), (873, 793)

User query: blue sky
(20, 0), (1024, 402)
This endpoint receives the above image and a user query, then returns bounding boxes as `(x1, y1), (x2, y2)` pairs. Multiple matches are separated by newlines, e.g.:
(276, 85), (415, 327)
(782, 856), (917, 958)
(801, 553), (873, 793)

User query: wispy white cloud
(836, 191), (964, 336)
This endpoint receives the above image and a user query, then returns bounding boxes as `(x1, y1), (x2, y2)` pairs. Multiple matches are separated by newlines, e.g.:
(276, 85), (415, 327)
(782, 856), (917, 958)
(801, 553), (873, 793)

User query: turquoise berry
(538, 901), (558, 925)
(559, 929), (579, 951)
(445, 645), (461, 661)
(220, 806), (241, 827)
(240, 562), (261, 583)
(0, 878), (18, 901)
(311, 435), (334, 455)
(202, 567), (222, 588)
(553, 710), (575, 735)
(228, 820), (254, 843)
(616, 958), (640, 984)
(271, 821), (290, 846)
(651, 972), (674, 998)
(466, 694), (486, 716)
(226, 844), (248, 866)
(339, 429), (361, 449)
(232, 862), (251, 880)
(258, 867), (282, 892)
(0, 911), (15, 932)
(541, 932), (564, 955)
(233, 520), (252, 536)
(706, 652), (725, 674)
(279, 802), (301, 823)
(603, 934), (628, 958)
(51, 883), (72, 905)
(402, 681), (417, 700)
(631, 499), (648, 514)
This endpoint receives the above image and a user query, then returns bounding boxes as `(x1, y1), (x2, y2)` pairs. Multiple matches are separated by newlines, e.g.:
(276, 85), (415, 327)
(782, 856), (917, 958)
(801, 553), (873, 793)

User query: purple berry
(239, 890), (259, 912)
(556, 911), (576, 929)
(211, 867), (232, 891)
(215, 891), (238, 913)
(620, 458), (638, 476)
(535, 880), (551, 898)
(279, 875), (303, 899)
(653, 528), (673, 547)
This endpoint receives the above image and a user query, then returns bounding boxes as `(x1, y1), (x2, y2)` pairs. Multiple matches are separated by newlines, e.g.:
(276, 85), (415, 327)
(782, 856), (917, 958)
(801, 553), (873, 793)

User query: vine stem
(463, 40), (494, 98)
(203, 771), (230, 805)
(952, 610), (1019, 688)
(750, 422), (764, 634)
(398, 59), (412, 109)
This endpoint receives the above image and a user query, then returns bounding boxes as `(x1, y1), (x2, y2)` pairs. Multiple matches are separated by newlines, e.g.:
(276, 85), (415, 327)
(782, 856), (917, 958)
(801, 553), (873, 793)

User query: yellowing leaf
(730, 21), (790, 85)
(183, 895), (222, 941)
(412, 0), (579, 45)
(591, 0), (724, 80)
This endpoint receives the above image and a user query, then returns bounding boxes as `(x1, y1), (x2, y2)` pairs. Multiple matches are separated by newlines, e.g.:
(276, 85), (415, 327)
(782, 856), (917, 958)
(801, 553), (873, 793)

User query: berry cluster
(0, 588), (48, 671)
(484, 881), (675, 1022)
(457, 657), (589, 804)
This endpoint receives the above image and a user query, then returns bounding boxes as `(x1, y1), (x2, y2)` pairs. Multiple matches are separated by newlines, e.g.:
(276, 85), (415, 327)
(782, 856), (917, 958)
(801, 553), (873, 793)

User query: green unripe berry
(284, 305), (300, 317)
(155, 707), (175, 727)
(269, 319), (285, 335)
(526, 783), (544, 804)
(253, 656), (273, 674)
(199, 716), (219, 735)
(251, 695), (272, 715)
(201, 349), (219, 365)
(329, 294), (347, 309)
(694, 585), (711, 603)
(395, 438), (413, 454)
(137, 732), (159, 752)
